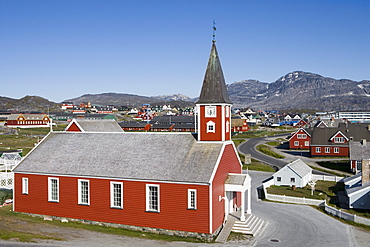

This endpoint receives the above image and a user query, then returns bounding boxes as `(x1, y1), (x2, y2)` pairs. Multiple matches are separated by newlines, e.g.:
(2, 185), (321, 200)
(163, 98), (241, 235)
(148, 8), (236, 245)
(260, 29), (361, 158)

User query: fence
(0, 172), (13, 189)
(262, 177), (326, 206)
(312, 174), (344, 182)
(265, 193), (325, 206)
(263, 175), (370, 226)
(324, 203), (370, 226)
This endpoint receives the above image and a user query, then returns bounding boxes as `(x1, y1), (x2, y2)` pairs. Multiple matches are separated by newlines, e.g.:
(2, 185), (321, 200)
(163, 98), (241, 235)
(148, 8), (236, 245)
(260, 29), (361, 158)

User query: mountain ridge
(1, 71), (370, 112)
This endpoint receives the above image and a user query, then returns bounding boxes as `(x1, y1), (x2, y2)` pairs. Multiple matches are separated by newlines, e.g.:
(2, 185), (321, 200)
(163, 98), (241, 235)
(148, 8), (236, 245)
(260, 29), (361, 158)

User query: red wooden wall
(310, 146), (349, 157)
(14, 174), (211, 234)
(66, 122), (82, 132)
(211, 144), (242, 232)
(198, 105), (231, 141)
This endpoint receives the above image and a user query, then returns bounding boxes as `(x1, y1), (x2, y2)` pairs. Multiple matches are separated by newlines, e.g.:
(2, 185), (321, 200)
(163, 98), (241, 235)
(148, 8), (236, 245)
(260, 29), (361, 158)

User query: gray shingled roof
(288, 159), (312, 178)
(70, 119), (123, 132)
(311, 123), (370, 146)
(196, 43), (232, 104)
(349, 141), (370, 160)
(14, 132), (226, 184)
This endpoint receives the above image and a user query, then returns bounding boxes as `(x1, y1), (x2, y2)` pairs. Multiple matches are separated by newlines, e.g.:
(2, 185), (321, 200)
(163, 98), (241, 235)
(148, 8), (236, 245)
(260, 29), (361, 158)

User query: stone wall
(22, 212), (221, 241)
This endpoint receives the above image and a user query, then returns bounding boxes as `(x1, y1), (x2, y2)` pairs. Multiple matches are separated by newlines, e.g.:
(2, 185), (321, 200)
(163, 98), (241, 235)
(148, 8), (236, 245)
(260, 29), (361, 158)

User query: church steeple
(196, 43), (232, 104)
(196, 40), (232, 142)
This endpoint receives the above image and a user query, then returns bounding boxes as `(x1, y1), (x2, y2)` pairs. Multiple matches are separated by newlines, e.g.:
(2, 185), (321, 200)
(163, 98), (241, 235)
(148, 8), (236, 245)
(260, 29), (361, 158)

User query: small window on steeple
(206, 121), (215, 133)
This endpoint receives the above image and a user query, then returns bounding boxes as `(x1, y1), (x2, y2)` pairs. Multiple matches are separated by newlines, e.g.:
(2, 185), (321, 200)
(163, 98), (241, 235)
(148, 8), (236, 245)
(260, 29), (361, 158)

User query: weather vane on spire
(212, 19), (217, 43)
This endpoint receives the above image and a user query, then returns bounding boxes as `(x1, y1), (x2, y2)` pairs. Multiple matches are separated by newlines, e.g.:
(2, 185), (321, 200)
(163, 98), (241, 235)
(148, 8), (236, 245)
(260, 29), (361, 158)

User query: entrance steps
(232, 214), (264, 236)
(215, 213), (265, 243)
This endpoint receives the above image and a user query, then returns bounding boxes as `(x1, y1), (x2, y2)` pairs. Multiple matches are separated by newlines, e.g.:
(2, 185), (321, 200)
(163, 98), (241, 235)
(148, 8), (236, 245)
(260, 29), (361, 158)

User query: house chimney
(361, 139), (367, 146)
(362, 160), (370, 185)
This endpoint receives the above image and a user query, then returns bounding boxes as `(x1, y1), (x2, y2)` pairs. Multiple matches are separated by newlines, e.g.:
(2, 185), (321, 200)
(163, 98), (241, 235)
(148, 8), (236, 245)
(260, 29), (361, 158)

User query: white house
(344, 160), (370, 209)
(273, 159), (313, 188)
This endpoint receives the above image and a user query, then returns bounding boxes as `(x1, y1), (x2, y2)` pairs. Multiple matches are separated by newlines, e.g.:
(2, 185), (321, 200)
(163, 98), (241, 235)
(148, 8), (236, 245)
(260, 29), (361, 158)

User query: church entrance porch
(224, 173), (251, 222)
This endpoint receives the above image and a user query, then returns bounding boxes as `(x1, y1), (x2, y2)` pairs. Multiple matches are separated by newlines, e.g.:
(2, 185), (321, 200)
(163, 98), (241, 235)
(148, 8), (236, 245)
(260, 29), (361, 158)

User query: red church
(13, 42), (253, 239)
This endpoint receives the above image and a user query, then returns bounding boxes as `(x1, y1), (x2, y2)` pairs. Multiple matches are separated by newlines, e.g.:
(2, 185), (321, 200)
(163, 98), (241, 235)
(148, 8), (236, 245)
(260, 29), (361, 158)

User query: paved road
(247, 170), (361, 247)
(238, 137), (288, 169)
(238, 135), (331, 175)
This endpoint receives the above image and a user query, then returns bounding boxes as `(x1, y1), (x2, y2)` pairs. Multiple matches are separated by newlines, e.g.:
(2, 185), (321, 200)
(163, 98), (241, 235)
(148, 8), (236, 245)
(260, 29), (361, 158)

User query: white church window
(188, 189), (197, 210)
(206, 121), (215, 133)
(146, 184), (160, 212)
(48, 177), (59, 202)
(226, 121), (229, 133)
(22, 177), (28, 194)
(78, 179), (90, 205)
(110, 182), (123, 209)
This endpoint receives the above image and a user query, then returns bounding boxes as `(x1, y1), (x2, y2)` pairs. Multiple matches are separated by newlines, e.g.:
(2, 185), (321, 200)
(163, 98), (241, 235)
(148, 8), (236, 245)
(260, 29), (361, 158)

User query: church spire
(196, 26), (233, 142)
(196, 43), (232, 104)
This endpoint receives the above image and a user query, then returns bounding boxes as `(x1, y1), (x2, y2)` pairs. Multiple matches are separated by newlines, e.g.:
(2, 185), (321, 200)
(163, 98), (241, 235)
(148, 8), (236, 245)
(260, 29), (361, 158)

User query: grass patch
(316, 160), (352, 173)
(232, 127), (294, 139)
(308, 165), (348, 177)
(266, 141), (280, 146)
(232, 139), (246, 147)
(0, 229), (60, 242)
(0, 205), (209, 243)
(266, 181), (343, 201)
(227, 231), (250, 242)
(0, 189), (12, 205)
(0, 125), (67, 156)
(243, 162), (275, 172)
(256, 144), (285, 159)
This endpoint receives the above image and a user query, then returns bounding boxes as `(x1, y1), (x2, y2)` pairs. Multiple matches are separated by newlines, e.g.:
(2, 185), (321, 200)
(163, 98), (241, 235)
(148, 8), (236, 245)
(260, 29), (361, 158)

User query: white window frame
(226, 106), (230, 117)
(206, 121), (215, 133)
(294, 141), (299, 146)
(334, 147), (339, 153)
(110, 181), (123, 209)
(297, 134), (307, 139)
(146, 184), (160, 212)
(316, 147), (321, 153)
(22, 177), (28, 195)
(325, 147), (330, 153)
(277, 177), (281, 182)
(48, 177), (59, 202)
(188, 189), (197, 210)
(304, 141), (309, 147)
(78, 179), (90, 205)
(226, 120), (229, 133)
(334, 137), (344, 143)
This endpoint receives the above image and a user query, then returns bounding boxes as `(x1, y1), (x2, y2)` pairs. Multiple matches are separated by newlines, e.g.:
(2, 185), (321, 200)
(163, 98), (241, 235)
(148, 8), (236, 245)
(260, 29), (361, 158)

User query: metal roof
(14, 132), (226, 184)
(196, 43), (232, 104)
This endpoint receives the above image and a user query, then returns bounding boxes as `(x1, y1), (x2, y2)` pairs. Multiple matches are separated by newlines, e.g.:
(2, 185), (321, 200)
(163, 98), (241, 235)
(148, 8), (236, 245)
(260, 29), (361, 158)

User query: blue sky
(1, 0), (370, 103)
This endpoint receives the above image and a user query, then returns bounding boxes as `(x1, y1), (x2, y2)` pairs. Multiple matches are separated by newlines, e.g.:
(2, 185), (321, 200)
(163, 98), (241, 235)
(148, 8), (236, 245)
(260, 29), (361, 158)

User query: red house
(288, 128), (311, 149)
(13, 42), (253, 239)
(6, 113), (51, 128)
(231, 119), (250, 133)
(310, 129), (349, 157)
(119, 121), (151, 131)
